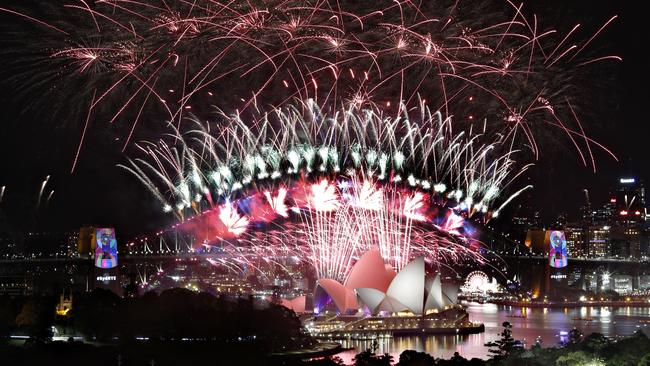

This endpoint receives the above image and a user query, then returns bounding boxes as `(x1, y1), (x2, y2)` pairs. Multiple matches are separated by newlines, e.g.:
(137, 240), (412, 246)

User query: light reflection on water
(334, 303), (650, 363)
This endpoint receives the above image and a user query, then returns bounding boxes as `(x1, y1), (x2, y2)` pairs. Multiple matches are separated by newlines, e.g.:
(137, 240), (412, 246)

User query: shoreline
(312, 323), (485, 339)
(489, 299), (650, 308)
(268, 342), (344, 361)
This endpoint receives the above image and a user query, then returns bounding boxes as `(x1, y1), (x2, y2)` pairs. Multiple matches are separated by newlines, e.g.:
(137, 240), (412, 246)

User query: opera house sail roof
(313, 250), (459, 315)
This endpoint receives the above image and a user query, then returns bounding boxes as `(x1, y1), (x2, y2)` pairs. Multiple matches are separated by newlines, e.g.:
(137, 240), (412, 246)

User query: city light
(0, 0), (643, 365)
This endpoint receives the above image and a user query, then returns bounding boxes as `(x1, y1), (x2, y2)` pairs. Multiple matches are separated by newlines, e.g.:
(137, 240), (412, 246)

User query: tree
(555, 351), (604, 366)
(485, 322), (521, 361)
(353, 349), (377, 366)
(568, 327), (583, 345)
(396, 350), (435, 366)
(353, 341), (393, 366)
(450, 351), (469, 364)
(602, 331), (650, 366)
(376, 353), (394, 366)
(71, 289), (120, 341)
(580, 333), (609, 354)
(637, 353), (650, 366)
(14, 297), (55, 341)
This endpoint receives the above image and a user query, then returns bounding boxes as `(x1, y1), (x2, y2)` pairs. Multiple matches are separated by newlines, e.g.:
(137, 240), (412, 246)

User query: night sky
(0, 0), (647, 239)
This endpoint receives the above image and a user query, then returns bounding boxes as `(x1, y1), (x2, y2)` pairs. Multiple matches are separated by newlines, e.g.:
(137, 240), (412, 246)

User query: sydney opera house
(281, 250), (484, 337)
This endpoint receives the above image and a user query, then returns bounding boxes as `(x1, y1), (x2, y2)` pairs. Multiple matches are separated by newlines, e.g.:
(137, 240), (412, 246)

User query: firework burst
(120, 101), (519, 280)
(120, 101), (523, 219)
(1, 0), (618, 170)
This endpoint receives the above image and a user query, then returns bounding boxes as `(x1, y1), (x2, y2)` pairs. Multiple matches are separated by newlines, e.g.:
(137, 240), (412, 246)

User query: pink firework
(308, 180), (340, 212)
(2, 1), (618, 172)
(264, 188), (289, 218)
(218, 202), (249, 236)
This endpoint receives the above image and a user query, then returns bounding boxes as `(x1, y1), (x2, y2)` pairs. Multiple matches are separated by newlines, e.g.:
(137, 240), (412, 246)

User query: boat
(572, 317), (594, 321)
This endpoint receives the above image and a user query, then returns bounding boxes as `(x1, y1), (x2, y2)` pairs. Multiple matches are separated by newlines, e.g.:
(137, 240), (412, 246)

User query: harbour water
(335, 302), (650, 362)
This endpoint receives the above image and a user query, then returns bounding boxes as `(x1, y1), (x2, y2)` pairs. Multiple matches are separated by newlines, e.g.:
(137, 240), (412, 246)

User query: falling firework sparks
(1, 0), (618, 170)
(37, 175), (50, 209)
(45, 190), (55, 207)
(121, 102), (520, 279)
(157, 176), (489, 281)
(120, 102), (523, 219)
(0, 0), (620, 284)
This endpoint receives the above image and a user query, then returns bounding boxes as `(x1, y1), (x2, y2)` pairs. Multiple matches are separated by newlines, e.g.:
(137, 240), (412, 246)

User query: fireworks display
(120, 102), (520, 280)
(120, 101), (522, 217)
(2, 0), (617, 171)
(0, 0), (619, 282)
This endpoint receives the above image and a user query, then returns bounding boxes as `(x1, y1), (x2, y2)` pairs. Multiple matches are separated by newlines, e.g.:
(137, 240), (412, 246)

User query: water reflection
(335, 303), (650, 363)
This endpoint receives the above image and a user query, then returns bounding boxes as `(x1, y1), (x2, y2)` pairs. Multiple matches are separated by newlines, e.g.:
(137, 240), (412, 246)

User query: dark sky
(0, 0), (647, 239)
(524, 0), (647, 219)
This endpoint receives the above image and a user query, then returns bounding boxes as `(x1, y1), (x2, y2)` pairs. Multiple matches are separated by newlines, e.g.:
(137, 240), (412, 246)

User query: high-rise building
(509, 180), (540, 243)
(565, 224), (587, 257)
(578, 189), (592, 224)
(605, 178), (645, 258)
(614, 177), (646, 225)
(587, 225), (610, 258)
(593, 198), (615, 226)
(610, 226), (642, 258)
(572, 177), (648, 259)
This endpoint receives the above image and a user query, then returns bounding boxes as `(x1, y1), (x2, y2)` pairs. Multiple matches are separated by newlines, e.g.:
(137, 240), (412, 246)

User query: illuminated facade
(564, 225), (587, 257)
(77, 226), (96, 256)
(587, 225), (611, 258)
(55, 292), (73, 316)
(78, 226), (122, 295)
(524, 229), (569, 264)
(95, 228), (118, 269)
(313, 250), (458, 315)
(524, 229), (546, 254)
(548, 231), (568, 268)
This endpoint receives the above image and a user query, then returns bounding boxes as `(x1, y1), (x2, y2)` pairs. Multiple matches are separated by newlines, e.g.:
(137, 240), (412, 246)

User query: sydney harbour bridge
(3, 224), (650, 297)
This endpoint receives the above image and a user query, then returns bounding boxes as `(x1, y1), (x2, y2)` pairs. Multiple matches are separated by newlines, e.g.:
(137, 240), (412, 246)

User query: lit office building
(587, 226), (610, 258)
(565, 225), (587, 257)
(614, 177), (646, 225)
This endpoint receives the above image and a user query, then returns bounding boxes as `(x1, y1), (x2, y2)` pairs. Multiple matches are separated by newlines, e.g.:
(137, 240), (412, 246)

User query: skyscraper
(587, 225), (610, 258)
(578, 189), (592, 224)
(565, 225), (587, 257)
(611, 178), (646, 258)
(614, 177), (646, 225)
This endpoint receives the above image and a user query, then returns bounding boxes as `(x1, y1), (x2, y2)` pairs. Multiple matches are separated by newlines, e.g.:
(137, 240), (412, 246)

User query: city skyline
(0, 0), (646, 238)
(1, 1), (649, 365)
